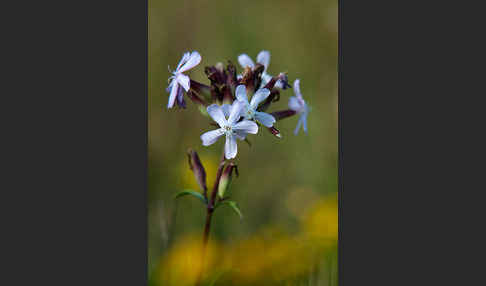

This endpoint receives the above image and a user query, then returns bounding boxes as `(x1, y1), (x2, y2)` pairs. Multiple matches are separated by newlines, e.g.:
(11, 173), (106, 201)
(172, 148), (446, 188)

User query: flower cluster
(168, 51), (313, 285)
(166, 50), (310, 159)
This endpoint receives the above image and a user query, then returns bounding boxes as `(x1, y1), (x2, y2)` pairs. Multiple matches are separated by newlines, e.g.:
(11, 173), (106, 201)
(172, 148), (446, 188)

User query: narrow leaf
(173, 189), (207, 205)
(216, 200), (243, 220)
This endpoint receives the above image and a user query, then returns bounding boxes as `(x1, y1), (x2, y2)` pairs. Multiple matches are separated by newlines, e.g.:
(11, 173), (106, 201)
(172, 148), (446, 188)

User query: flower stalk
(167, 50), (311, 286)
(194, 150), (226, 286)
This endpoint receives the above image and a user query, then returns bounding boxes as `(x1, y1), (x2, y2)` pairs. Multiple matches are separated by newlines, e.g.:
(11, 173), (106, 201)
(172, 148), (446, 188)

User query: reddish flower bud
(205, 65), (226, 85)
(222, 85), (234, 104)
(241, 64), (265, 92)
(209, 85), (222, 103)
(215, 62), (225, 73)
(205, 65), (228, 103)
(187, 149), (207, 193)
(267, 126), (282, 138)
(263, 72), (291, 90)
(271, 109), (297, 121)
(226, 61), (238, 88)
(240, 66), (254, 90)
(189, 79), (211, 100)
(187, 90), (208, 107)
(263, 77), (277, 90)
(252, 64), (265, 92)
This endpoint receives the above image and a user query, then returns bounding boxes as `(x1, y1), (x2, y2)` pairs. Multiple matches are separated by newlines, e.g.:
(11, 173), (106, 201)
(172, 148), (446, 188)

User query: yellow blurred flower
(300, 195), (338, 248)
(158, 234), (221, 286)
(156, 195), (338, 285)
(226, 228), (317, 284)
(156, 205), (338, 286)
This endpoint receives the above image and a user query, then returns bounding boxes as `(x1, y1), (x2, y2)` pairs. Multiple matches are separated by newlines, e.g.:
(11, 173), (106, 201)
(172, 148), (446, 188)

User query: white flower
(201, 101), (258, 159)
(237, 50), (284, 89)
(167, 51), (202, 109)
(288, 79), (309, 135)
(234, 85), (276, 127)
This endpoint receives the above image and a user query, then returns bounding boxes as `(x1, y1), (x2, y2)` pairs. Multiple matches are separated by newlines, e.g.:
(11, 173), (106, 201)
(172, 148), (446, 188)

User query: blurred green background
(149, 0), (337, 285)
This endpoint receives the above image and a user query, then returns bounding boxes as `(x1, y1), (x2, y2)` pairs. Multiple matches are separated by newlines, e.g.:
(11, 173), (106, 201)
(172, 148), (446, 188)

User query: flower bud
(187, 149), (207, 192)
(252, 64), (265, 90)
(218, 163), (238, 198)
(215, 62), (225, 73)
(241, 64), (265, 92)
(222, 85), (233, 104)
(205, 66), (226, 86)
(277, 72), (291, 90)
(271, 109), (297, 121)
(189, 79), (211, 101)
(225, 61), (238, 88)
(240, 66), (253, 86)
(263, 77), (277, 90)
(186, 90), (208, 108)
(267, 126), (282, 138)
(210, 85), (222, 103)
(254, 64), (265, 76)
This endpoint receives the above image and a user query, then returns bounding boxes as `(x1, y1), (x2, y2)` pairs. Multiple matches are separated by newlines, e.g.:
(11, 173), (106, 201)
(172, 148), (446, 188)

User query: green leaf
(216, 200), (243, 220)
(173, 189), (207, 205)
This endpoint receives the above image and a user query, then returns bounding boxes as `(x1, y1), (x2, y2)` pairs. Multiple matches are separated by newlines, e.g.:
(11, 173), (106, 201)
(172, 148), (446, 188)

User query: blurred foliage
(149, 0), (337, 285)
(157, 196), (337, 286)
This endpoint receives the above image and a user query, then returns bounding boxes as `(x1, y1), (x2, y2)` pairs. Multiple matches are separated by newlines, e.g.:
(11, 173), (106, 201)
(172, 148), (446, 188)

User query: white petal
(293, 79), (302, 98)
(166, 80), (174, 93)
(274, 79), (284, 89)
(233, 120), (258, 134)
(228, 100), (244, 125)
(225, 135), (238, 159)
(237, 74), (243, 80)
(176, 52), (191, 70)
(238, 54), (255, 69)
(234, 130), (247, 140)
(167, 80), (178, 109)
(176, 73), (190, 91)
(294, 116), (303, 135)
(256, 50), (270, 71)
(178, 51), (201, 73)
(255, 112), (276, 127)
(207, 104), (227, 127)
(260, 73), (273, 87)
(235, 85), (248, 103)
(201, 129), (224, 146)
(249, 88), (271, 109)
(302, 114), (308, 133)
(221, 104), (231, 117)
(288, 96), (303, 111)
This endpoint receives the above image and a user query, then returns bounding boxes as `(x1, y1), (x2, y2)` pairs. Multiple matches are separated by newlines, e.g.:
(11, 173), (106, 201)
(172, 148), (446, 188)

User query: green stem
(194, 150), (226, 286)
(194, 210), (213, 286)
